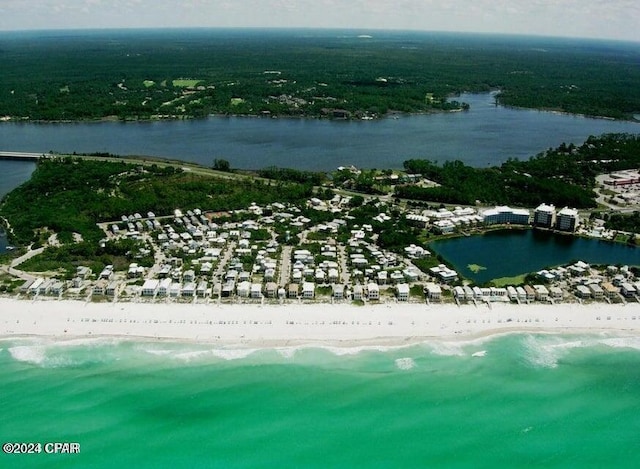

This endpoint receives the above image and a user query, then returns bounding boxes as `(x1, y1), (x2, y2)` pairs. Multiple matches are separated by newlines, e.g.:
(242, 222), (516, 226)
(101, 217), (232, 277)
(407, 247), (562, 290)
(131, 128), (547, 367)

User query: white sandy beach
(2, 297), (640, 347)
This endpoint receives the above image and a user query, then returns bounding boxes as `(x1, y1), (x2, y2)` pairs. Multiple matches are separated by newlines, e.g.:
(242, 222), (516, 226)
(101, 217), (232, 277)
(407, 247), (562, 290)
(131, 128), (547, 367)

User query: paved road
(279, 246), (292, 287)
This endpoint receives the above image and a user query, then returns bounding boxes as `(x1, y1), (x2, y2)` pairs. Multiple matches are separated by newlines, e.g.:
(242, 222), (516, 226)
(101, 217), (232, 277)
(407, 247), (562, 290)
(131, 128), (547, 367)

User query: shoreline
(2, 298), (640, 348)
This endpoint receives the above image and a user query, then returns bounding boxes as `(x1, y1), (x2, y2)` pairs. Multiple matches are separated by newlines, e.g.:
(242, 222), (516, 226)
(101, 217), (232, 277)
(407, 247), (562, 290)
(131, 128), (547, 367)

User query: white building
(141, 279), (159, 297)
(534, 203), (555, 228)
(425, 282), (442, 301)
(556, 207), (580, 232)
(396, 283), (410, 301)
(367, 282), (380, 300)
(482, 206), (530, 225)
(302, 282), (315, 299)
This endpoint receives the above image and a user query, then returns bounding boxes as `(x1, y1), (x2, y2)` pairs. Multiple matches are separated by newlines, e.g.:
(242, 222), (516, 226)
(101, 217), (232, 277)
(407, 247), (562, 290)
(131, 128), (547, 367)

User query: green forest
(0, 157), (313, 245)
(0, 29), (639, 121)
(396, 133), (640, 209)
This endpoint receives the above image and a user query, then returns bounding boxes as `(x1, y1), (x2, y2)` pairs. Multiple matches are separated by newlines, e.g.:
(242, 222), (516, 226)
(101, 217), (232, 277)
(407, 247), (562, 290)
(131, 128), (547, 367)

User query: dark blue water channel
(0, 93), (638, 174)
(429, 229), (640, 284)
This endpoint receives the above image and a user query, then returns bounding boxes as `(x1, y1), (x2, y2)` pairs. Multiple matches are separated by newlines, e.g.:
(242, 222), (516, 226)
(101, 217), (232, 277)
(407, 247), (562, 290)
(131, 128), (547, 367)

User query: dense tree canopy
(0, 30), (638, 121)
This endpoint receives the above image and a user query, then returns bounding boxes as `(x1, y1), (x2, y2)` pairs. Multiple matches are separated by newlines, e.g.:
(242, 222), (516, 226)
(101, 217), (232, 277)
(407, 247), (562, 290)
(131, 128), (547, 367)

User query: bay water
(1, 333), (640, 468)
(0, 93), (638, 173)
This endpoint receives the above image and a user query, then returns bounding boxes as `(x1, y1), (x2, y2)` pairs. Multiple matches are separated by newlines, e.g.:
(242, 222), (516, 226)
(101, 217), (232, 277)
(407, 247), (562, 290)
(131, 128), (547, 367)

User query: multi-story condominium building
(556, 207), (580, 232)
(482, 206), (530, 225)
(533, 203), (555, 228)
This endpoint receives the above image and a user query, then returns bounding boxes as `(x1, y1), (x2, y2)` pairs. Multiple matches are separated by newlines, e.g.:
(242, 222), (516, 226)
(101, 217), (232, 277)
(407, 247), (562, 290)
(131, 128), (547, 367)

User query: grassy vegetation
(1, 29), (638, 121)
(172, 79), (202, 88)
(492, 274), (528, 287)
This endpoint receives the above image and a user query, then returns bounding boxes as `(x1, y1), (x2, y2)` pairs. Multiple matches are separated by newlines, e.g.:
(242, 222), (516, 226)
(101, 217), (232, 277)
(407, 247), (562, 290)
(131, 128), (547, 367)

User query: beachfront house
(141, 279), (159, 297)
(93, 280), (107, 296)
(353, 285), (363, 301)
(182, 282), (196, 297)
(237, 281), (251, 298)
(396, 283), (410, 302)
(534, 285), (549, 302)
(170, 282), (182, 297)
(549, 286), (564, 301)
(288, 284), (299, 299)
(302, 282), (315, 299)
(523, 285), (536, 302)
(333, 284), (345, 300)
(601, 282), (619, 300)
(158, 278), (172, 297)
(50, 281), (65, 296)
(425, 283), (442, 301)
(367, 282), (380, 300)
(197, 281), (209, 297)
(575, 285), (592, 299)
(251, 283), (262, 299)
(106, 282), (119, 297)
(77, 266), (93, 280)
(588, 283), (604, 300)
(265, 282), (278, 298)
(621, 283), (637, 298)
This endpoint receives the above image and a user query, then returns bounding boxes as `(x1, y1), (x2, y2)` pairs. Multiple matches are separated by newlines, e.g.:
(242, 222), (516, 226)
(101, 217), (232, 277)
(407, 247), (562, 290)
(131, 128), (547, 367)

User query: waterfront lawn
(172, 79), (202, 88)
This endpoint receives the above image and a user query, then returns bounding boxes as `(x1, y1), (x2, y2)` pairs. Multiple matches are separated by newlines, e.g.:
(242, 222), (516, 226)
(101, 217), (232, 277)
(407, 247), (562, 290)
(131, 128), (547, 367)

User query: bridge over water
(0, 151), (49, 161)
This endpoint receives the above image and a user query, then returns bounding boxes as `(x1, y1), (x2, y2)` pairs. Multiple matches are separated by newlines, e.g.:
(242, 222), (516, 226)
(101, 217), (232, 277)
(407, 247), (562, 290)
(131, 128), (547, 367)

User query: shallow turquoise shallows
(2, 333), (640, 468)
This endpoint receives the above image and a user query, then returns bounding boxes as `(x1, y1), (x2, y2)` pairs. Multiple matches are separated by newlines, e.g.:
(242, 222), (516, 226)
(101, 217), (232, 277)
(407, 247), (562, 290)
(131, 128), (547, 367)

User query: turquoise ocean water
(1, 333), (640, 468)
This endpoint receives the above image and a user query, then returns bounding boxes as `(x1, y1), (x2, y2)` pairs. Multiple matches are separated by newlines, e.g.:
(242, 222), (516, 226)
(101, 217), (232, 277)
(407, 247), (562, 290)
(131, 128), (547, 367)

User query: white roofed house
(396, 283), (410, 302)
(141, 279), (159, 297)
(170, 282), (182, 297)
(237, 281), (251, 298)
(196, 281), (210, 297)
(425, 282), (442, 301)
(621, 283), (637, 298)
(182, 282), (196, 297)
(367, 282), (380, 300)
(352, 284), (363, 301)
(575, 285), (592, 299)
(157, 278), (172, 297)
(183, 269), (196, 283)
(533, 285), (549, 302)
(302, 282), (315, 299)
(251, 283), (263, 299)
(588, 283), (604, 300)
(50, 280), (65, 296)
(549, 286), (564, 301)
(333, 284), (345, 300)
